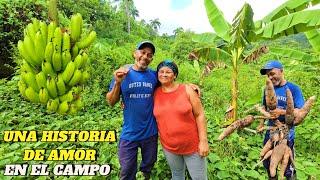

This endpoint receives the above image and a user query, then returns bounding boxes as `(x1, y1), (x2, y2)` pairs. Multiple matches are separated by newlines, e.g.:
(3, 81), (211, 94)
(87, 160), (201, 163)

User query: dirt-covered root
(279, 146), (294, 180)
(294, 96), (316, 125)
(256, 118), (265, 132)
(265, 78), (277, 110)
(285, 89), (294, 126)
(218, 115), (255, 140)
(260, 139), (272, 158)
(269, 139), (289, 178)
(255, 104), (272, 118)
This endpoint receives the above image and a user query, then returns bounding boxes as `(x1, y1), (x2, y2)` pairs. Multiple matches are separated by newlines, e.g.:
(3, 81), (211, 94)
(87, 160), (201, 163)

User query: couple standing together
(106, 41), (209, 180)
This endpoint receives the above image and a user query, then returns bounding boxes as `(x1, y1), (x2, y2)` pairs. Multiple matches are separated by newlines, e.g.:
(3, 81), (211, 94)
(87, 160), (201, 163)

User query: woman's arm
(185, 85), (209, 157)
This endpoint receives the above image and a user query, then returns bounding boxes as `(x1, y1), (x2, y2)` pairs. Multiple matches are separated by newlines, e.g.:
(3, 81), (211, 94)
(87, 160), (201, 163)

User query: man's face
(133, 47), (153, 71)
(266, 68), (284, 86)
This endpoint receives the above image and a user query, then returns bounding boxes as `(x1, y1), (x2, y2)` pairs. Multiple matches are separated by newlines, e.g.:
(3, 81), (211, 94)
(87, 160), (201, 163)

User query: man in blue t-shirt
(106, 41), (158, 180)
(260, 60), (304, 180)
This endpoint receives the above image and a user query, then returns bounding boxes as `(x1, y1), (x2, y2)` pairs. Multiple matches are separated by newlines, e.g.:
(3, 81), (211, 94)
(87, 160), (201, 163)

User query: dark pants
(118, 135), (158, 180)
(263, 136), (295, 179)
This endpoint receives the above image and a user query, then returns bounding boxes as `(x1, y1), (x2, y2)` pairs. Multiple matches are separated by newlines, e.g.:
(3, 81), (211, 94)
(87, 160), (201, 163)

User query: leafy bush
(0, 0), (47, 78)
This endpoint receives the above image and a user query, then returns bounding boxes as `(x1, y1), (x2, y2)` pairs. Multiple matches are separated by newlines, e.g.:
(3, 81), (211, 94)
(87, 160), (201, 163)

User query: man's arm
(106, 81), (121, 106)
(106, 67), (129, 106)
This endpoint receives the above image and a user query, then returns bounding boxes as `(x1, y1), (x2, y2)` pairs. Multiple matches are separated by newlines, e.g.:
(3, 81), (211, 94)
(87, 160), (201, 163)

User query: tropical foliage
(196, 0), (320, 122)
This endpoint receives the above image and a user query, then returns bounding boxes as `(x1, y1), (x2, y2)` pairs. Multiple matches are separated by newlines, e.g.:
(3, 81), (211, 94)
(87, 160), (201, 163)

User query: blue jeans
(118, 135), (158, 180)
(163, 149), (207, 180)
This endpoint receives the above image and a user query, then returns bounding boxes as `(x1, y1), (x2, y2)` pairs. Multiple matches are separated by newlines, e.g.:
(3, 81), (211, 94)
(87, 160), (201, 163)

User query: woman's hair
(156, 59), (179, 77)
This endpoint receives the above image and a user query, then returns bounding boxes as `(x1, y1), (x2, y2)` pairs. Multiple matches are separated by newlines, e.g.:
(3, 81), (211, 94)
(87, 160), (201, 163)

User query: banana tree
(201, 0), (320, 122)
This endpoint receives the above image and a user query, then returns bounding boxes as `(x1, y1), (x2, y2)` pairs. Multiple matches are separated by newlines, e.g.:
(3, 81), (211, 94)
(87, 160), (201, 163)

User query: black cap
(136, 41), (155, 54)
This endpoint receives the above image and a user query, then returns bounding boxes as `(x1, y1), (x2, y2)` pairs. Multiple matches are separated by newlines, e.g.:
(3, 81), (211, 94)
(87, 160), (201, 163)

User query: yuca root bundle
(294, 96), (316, 125)
(256, 78), (277, 131)
(269, 139), (294, 180)
(218, 115), (254, 140)
(217, 77), (316, 179)
(18, 14), (96, 114)
(285, 89), (294, 126)
(265, 78), (277, 110)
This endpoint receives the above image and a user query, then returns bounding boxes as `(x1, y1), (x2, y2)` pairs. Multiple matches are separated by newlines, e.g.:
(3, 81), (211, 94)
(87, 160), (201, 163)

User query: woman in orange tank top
(153, 60), (209, 180)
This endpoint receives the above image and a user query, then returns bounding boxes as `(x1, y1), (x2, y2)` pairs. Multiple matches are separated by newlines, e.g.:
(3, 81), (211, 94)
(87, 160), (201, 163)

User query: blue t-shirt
(263, 81), (304, 142)
(109, 67), (158, 141)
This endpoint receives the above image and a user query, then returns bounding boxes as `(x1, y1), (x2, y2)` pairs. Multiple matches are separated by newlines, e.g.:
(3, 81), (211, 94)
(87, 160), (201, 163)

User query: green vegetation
(0, 0), (319, 179)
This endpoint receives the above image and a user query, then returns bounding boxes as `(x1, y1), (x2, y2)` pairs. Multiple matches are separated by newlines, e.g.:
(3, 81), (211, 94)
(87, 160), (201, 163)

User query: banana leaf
(256, 10), (320, 39)
(192, 46), (232, 64)
(204, 0), (231, 42)
(260, 0), (320, 23)
(230, 3), (255, 48)
(268, 46), (315, 61)
(305, 29), (320, 52)
(192, 33), (218, 44)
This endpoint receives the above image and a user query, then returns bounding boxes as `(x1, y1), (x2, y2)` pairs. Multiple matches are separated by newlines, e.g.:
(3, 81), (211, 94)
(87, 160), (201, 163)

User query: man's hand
(188, 83), (201, 97)
(198, 140), (209, 157)
(269, 108), (285, 119)
(114, 67), (129, 83)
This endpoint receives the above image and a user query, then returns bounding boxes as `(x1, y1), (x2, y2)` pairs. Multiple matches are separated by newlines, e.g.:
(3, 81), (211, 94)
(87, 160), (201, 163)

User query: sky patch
(170, 0), (192, 10)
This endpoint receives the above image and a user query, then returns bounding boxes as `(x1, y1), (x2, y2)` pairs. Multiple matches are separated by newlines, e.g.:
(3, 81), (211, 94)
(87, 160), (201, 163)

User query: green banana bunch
(42, 61), (56, 77)
(21, 60), (36, 74)
(79, 70), (90, 84)
(70, 13), (83, 42)
(18, 15), (96, 115)
(72, 43), (79, 58)
(39, 21), (48, 44)
(25, 23), (37, 41)
(34, 31), (45, 61)
(18, 80), (27, 99)
(74, 54), (83, 69)
(45, 42), (54, 63)
(77, 31), (97, 49)
(47, 76), (58, 98)
(25, 87), (40, 103)
(57, 101), (69, 114)
(47, 98), (59, 112)
(62, 51), (72, 70)
(39, 88), (50, 104)
(47, 22), (57, 43)
(52, 50), (62, 71)
(23, 35), (40, 66)
(68, 103), (78, 114)
(68, 69), (82, 86)
(53, 27), (62, 52)
(62, 32), (71, 52)
(74, 98), (83, 110)
(31, 18), (40, 32)
(81, 52), (89, 68)
(59, 89), (75, 102)
(18, 41), (37, 66)
(62, 61), (75, 83)
(35, 71), (47, 89)
(52, 27), (62, 71)
(23, 72), (39, 92)
(56, 74), (66, 96)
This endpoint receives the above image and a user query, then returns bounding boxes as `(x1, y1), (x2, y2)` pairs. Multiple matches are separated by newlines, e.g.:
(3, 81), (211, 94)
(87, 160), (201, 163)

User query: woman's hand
(198, 140), (209, 157)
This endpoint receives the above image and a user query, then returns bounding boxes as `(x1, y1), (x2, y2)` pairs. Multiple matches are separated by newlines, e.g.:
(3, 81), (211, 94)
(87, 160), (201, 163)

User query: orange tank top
(153, 84), (199, 154)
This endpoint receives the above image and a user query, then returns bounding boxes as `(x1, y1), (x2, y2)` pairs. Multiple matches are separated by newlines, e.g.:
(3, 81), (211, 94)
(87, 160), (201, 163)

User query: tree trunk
(229, 47), (243, 122)
(231, 64), (238, 122)
(125, 0), (130, 34)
